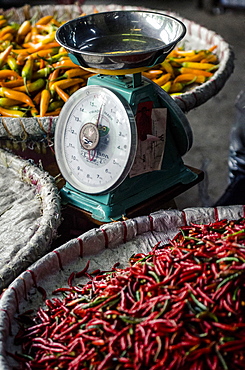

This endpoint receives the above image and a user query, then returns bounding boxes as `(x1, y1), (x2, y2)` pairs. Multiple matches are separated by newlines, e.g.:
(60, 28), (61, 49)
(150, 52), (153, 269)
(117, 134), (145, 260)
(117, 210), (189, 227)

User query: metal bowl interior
(55, 10), (186, 71)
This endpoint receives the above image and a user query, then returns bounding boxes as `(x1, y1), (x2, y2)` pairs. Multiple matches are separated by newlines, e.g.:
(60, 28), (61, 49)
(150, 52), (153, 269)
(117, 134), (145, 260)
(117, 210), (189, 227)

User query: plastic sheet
(228, 90), (245, 180)
(214, 90), (245, 206)
(0, 149), (61, 292)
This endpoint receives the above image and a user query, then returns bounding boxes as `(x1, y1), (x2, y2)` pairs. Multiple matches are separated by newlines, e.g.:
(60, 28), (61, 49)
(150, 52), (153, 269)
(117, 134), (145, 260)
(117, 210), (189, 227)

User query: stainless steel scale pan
(56, 10), (186, 73)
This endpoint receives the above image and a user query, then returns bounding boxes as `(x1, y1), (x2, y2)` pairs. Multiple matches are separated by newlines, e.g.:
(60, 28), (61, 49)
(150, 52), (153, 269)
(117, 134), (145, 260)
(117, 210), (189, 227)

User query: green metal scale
(54, 10), (198, 222)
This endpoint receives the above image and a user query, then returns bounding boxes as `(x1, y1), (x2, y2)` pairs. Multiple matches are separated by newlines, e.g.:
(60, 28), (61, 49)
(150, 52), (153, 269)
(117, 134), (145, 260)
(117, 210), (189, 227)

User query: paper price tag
(130, 104), (167, 177)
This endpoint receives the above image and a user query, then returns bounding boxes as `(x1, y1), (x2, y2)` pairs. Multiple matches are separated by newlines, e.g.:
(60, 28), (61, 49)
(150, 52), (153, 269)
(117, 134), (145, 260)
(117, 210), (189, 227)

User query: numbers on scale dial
(60, 86), (134, 193)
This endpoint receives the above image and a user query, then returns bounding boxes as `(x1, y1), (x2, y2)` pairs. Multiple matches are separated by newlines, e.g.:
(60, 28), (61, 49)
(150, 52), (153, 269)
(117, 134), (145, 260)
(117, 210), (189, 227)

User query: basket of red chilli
(0, 205), (245, 369)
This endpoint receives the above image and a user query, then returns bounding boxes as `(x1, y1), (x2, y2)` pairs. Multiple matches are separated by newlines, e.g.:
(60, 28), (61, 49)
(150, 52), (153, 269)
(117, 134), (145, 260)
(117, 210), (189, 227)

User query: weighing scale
(54, 10), (199, 223)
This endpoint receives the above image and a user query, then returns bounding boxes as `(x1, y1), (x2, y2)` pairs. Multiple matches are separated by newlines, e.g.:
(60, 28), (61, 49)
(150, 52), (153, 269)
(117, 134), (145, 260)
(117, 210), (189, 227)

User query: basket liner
(0, 3), (234, 141)
(0, 148), (61, 293)
(0, 204), (244, 369)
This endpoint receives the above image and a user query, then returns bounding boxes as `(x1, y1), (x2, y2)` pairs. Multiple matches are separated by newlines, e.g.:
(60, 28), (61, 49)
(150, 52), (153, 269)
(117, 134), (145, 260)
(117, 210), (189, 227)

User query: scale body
(55, 10), (198, 222)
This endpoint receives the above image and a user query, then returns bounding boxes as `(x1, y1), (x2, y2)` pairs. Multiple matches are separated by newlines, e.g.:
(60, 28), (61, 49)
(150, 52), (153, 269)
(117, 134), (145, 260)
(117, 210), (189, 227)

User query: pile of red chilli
(11, 218), (245, 369)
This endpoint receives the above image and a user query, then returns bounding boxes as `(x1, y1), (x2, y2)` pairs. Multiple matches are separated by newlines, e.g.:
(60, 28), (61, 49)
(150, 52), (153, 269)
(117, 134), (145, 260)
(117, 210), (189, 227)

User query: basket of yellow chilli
(0, 3), (234, 175)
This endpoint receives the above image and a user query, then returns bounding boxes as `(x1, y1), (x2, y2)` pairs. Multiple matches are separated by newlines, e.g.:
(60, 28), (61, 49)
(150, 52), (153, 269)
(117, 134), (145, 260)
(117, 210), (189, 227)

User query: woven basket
(0, 3), (234, 142)
(0, 148), (61, 294)
(0, 204), (244, 369)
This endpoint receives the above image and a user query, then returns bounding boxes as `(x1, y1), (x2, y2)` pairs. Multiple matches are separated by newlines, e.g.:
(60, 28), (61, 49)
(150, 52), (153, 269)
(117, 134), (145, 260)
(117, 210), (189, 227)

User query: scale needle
(87, 105), (104, 161)
(96, 104), (104, 126)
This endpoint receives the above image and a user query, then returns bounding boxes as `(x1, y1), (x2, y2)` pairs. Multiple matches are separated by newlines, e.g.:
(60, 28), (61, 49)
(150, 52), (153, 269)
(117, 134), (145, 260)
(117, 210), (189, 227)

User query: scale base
(61, 163), (198, 223)
(50, 166), (204, 247)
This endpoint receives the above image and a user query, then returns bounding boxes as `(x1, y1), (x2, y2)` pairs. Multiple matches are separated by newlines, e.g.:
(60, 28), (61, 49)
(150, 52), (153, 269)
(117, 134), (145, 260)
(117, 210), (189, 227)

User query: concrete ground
(83, 0), (245, 210)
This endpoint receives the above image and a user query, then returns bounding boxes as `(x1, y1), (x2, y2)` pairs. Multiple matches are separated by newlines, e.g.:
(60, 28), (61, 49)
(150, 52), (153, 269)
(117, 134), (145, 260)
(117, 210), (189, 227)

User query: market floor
(83, 0), (245, 210)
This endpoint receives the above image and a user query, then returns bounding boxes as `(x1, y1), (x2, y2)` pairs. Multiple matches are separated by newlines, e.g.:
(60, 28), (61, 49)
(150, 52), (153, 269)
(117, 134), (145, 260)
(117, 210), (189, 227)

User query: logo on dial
(79, 122), (99, 150)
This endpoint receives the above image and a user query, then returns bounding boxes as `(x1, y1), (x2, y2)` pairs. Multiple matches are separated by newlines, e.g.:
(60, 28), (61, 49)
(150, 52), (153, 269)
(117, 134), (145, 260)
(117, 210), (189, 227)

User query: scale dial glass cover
(55, 85), (137, 194)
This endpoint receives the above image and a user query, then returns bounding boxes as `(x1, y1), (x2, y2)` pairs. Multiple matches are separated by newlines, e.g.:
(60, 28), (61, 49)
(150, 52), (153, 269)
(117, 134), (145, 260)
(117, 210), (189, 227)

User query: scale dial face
(55, 85), (137, 194)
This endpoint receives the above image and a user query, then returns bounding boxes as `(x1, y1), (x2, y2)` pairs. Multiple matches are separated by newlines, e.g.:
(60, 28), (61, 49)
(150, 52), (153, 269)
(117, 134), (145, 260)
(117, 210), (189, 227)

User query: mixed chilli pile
(0, 12), (219, 118)
(11, 218), (245, 369)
